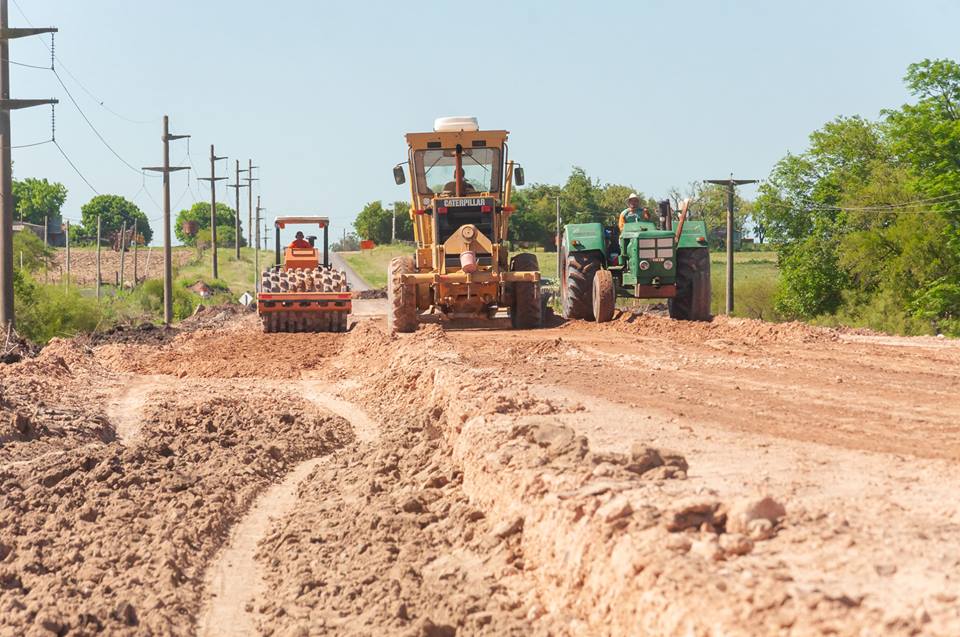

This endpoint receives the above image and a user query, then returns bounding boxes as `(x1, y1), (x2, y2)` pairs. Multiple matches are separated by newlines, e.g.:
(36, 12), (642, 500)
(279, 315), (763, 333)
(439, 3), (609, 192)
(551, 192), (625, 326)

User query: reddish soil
(1, 308), (958, 635)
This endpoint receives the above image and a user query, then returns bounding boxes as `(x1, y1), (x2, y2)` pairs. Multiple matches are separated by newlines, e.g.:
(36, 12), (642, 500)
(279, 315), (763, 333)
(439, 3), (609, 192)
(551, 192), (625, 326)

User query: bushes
(15, 276), (105, 343)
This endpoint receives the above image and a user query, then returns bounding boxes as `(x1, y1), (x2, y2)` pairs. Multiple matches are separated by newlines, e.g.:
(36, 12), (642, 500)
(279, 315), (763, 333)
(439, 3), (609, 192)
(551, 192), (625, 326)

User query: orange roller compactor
(257, 216), (351, 332)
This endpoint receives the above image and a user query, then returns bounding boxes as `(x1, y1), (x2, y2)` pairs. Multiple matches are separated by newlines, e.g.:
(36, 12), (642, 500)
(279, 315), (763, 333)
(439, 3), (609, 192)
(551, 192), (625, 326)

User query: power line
(3, 58), (47, 70)
(52, 68), (154, 177)
(53, 140), (98, 195)
(11, 0), (153, 125)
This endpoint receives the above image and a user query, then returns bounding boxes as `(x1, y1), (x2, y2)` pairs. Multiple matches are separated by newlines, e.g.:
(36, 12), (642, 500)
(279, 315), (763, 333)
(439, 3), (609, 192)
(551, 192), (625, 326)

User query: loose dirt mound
(0, 339), (117, 463)
(292, 322), (831, 635)
(256, 431), (540, 635)
(96, 315), (342, 379)
(0, 379), (351, 636)
(570, 311), (841, 345)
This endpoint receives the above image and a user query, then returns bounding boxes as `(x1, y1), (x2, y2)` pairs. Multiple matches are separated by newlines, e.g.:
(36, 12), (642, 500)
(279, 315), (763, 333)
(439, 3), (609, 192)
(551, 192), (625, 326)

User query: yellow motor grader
(389, 116), (541, 332)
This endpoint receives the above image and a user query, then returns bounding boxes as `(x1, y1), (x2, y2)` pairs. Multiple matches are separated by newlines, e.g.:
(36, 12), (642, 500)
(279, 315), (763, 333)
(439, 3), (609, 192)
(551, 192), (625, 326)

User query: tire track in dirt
(105, 375), (174, 442)
(196, 388), (378, 636)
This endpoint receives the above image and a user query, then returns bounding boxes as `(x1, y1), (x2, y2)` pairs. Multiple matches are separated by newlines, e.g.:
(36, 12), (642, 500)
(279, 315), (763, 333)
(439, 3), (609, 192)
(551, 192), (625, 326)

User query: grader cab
(389, 116), (542, 332)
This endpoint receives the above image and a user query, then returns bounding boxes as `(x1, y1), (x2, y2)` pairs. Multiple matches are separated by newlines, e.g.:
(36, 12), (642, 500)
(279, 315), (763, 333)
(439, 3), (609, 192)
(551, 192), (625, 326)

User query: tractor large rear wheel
(592, 269), (615, 323)
(669, 248), (712, 321)
(562, 252), (601, 319)
(509, 253), (543, 329)
(388, 256), (419, 333)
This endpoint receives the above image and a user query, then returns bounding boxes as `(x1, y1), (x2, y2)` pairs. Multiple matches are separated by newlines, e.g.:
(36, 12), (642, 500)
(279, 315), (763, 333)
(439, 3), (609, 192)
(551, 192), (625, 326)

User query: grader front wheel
(509, 252), (543, 329)
(388, 256), (419, 333)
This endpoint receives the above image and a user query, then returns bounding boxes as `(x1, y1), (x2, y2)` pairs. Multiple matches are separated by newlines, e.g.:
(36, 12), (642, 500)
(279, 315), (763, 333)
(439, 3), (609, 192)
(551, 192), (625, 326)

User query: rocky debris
(0, 378), (350, 635)
(254, 428), (542, 635)
(726, 496), (786, 535)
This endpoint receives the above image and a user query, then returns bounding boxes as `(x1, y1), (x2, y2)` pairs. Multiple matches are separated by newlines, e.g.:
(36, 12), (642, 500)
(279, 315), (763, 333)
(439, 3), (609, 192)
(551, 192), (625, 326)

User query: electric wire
(53, 140), (99, 195)
(11, 0), (154, 125)
(3, 58), (50, 70)
(52, 69), (154, 177)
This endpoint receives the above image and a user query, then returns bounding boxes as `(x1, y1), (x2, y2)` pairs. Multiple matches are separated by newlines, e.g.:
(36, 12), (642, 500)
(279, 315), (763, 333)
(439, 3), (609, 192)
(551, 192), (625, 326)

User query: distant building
(12, 216), (67, 247)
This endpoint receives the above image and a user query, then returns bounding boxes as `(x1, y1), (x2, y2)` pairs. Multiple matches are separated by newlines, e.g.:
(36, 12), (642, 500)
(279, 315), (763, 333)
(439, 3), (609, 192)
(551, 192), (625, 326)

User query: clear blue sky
(8, 0), (960, 245)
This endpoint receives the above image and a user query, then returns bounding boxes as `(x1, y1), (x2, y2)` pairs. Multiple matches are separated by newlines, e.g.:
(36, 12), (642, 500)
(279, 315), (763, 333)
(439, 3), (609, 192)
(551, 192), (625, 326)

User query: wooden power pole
(95, 215), (101, 300)
(705, 175), (757, 315)
(143, 115), (190, 324)
(244, 159), (258, 250)
(254, 196), (262, 292)
(197, 144), (227, 278)
(227, 160), (247, 260)
(0, 1), (57, 328)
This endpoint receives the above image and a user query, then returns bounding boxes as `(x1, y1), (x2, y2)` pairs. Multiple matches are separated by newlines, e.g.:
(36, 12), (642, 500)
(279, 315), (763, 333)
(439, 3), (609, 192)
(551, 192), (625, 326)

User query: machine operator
(618, 193), (651, 231)
(289, 231), (311, 249)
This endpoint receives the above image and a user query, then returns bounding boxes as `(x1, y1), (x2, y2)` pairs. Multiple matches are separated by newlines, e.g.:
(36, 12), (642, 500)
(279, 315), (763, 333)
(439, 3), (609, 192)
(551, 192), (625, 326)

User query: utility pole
(197, 144), (228, 278)
(227, 160), (247, 259)
(64, 219), (70, 287)
(391, 205), (396, 243)
(705, 175), (757, 315)
(244, 159), (258, 251)
(143, 115), (190, 324)
(118, 220), (127, 290)
(254, 196), (262, 292)
(0, 1), (57, 328)
(95, 215), (101, 300)
(132, 219), (138, 285)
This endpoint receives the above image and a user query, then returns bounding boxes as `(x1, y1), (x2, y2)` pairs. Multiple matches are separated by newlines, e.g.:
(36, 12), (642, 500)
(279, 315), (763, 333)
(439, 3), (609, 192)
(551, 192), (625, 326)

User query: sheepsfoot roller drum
(388, 116), (542, 332)
(257, 216), (352, 333)
(561, 198), (711, 323)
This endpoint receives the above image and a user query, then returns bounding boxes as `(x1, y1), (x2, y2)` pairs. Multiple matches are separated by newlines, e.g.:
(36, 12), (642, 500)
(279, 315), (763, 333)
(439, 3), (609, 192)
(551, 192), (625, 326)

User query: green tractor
(560, 199), (712, 322)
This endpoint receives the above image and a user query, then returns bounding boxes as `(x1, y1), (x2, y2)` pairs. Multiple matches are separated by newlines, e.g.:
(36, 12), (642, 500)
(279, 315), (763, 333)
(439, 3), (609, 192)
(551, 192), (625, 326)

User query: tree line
(350, 169), (757, 249)
(754, 58), (960, 336)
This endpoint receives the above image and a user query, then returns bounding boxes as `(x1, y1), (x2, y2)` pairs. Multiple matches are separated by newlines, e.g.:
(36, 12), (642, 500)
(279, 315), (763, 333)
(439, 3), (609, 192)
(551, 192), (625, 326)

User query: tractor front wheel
(592, 269), (615, 323)
(388, 256), (419, 333)
(509, 253), (543, 329)
(669, 248), (712, 321)
(562, 252), (601, 319)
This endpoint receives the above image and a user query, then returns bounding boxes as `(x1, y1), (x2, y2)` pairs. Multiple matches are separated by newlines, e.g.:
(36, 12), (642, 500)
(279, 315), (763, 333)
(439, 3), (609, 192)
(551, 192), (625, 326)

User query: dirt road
(1, 307), (958, 635)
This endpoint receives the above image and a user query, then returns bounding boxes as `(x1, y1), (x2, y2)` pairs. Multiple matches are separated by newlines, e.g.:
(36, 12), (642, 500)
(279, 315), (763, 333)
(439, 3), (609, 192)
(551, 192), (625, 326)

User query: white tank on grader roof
(434, 116), (479, 132)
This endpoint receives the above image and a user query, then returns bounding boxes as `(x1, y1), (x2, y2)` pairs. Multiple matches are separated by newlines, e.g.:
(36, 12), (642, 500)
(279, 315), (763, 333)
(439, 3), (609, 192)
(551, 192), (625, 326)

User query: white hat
(627, 193), (640, 201)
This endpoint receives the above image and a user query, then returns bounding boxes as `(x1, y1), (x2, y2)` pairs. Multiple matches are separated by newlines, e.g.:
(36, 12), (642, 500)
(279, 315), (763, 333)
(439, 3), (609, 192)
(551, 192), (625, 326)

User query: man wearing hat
(618, 193), (651, 231)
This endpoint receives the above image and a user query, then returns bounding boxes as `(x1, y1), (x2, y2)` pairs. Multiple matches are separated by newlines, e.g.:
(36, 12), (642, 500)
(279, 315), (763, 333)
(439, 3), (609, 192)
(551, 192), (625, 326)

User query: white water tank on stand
(434, 116), (479, 132)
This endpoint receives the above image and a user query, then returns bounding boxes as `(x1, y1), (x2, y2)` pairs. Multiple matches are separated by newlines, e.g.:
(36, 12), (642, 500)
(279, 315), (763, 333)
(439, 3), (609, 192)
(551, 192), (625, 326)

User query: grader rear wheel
(388, 256), (419, 333)
(509, 252), (543, 329)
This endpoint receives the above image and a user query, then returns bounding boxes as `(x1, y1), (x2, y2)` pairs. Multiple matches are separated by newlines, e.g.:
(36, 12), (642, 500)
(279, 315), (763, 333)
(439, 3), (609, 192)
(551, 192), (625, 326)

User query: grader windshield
(414, 147), (501, 195)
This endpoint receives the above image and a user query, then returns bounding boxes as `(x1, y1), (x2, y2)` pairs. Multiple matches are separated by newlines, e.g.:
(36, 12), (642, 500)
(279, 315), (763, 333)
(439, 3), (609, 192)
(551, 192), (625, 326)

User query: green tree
(354, 200), (391, 244)
(175, 201), (238, 246)
(391, 201), (414, 241)
(196, 224), (246, 249)
(12, 178), (67, 225)
(80, 195), (152, 244)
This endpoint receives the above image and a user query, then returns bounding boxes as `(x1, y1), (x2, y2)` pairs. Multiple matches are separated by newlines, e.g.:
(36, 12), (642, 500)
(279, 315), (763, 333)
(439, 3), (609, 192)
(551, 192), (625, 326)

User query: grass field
(176, 247), (266, 298)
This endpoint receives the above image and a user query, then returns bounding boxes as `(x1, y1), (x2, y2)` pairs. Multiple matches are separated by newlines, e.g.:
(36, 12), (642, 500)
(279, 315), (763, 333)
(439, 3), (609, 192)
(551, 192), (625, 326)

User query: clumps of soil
(89, 322), (176, 347)
(96, 315), (343, 379)
(352, 287), (387, 300)
(0, 382), (351, 636)
(255, 429), (541, 636)
(576, 311), (841, 345)
(332, 321), (813, 634)
(504, 337), (576, 362)
(0, 340), (116, 463)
